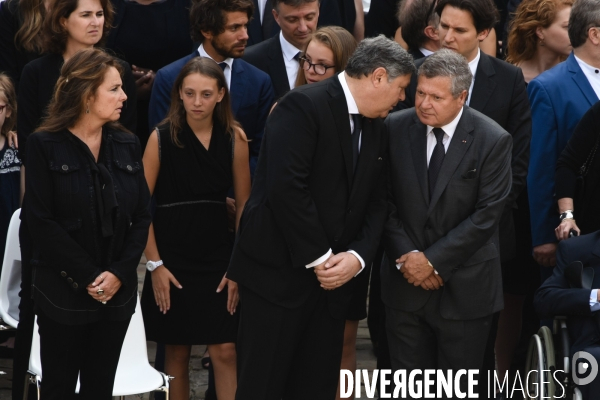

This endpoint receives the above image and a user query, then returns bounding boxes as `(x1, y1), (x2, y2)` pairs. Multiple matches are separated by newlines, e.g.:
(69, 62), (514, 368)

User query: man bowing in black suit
(227, 35), (415, 400)
(383, 49), (512, 396)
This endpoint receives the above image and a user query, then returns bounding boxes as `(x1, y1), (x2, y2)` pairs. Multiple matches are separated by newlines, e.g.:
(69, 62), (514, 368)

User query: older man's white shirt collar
(574, 54), (600, 99)
(426, 107), (463, 138)
(338, 72), (359, 114)
(197, 43), (234, 88)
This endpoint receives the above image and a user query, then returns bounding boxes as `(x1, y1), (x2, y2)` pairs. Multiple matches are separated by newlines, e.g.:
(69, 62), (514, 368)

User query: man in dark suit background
(247, 0), (347, 45)
(534, 231), (600, 400)
(243, 0), (319, 99)
(227, 36), (415, 399)
(148, 0), (274, 175)
(383, 49), (512, 395)
(398, 0), (440, 60)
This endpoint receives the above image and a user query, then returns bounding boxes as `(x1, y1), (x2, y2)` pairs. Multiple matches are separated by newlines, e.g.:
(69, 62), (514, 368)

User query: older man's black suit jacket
(382, 107), (512, 320)
(400, 52), (531, 262)
(227, 76), (388, 319)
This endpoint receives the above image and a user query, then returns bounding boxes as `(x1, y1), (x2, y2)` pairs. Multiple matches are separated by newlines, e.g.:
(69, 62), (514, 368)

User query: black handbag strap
(580, 133), (600, 177)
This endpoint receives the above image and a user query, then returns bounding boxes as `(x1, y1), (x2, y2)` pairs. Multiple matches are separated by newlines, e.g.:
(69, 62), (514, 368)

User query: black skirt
(140, 268), (238, 345)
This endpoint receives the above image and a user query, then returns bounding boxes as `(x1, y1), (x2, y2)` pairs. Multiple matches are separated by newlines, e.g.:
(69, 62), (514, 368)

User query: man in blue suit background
(527, 0), (600, 268)
(148, 0), (275, 175)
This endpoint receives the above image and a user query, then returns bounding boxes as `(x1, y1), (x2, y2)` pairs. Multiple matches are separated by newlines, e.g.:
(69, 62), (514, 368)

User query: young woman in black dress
(141, 57), (250, 400)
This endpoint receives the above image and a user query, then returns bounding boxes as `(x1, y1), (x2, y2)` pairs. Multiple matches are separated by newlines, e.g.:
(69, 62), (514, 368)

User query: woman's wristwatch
(559, 210), (575, 222)
(146, 260), (163, 272)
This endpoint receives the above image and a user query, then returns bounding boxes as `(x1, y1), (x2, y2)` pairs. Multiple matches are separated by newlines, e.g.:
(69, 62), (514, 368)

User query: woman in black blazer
(555, 101), (600, 240)
(23, 48), (150, 400)
(17, 0), (137, 164)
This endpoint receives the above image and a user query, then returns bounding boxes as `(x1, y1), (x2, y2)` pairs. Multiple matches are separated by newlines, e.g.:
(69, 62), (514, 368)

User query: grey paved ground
(0, 260), (377, 399)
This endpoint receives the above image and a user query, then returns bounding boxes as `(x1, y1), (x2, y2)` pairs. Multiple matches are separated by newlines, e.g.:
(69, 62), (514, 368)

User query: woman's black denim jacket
(23, 127), (151, 325)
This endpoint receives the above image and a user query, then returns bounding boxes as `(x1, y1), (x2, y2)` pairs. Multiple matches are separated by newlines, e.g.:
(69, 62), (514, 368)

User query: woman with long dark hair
(17, 0), (137, 161)
(141, 57), (250, 400)
(23, 47), (151, 400)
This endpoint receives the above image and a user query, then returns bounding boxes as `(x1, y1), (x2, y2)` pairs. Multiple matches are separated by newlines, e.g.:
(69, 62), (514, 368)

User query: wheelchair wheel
(525, 327), (557, 400)
(539, 326), (557, 399)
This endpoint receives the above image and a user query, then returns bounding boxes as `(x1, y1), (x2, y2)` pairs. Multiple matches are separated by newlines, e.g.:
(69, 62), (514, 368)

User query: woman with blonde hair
(506, 0), (573, 82)
(295, 26), (357, 87)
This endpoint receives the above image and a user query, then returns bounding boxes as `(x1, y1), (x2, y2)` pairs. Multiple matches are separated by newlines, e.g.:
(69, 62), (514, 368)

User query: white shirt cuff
(347, 250), (365, 276)
(306, 249), (332, 268)
(396, 249), (419, 269)
(590, 289), (600, 312)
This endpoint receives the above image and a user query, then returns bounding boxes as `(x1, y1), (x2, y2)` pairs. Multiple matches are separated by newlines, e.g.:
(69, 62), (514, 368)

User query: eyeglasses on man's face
(299, 56), (335, 75)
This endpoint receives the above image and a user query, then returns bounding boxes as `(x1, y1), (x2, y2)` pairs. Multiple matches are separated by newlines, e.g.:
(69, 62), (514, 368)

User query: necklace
(196, 125), (213, 147)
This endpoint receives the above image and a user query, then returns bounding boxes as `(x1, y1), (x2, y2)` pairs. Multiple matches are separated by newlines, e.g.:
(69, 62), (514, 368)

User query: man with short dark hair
(384, 49), (512, 394)
(398, 0), (440, 59)
(243, 0), (319, 98)
(528, 0), (600, 269)
(228, 35), (414, 399)
(148, 0), (274, 174)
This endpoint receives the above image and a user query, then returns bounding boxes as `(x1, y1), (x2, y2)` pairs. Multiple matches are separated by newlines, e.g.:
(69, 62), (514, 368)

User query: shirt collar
(574, 54), (600, 78)
(419, 47), (434, 57)
(468, 48), (480, 79)
(426, 107), (464, 138)
(197, 43), (234, 70)
(279, 31), (303, 62)
(338, 72), (359, 114)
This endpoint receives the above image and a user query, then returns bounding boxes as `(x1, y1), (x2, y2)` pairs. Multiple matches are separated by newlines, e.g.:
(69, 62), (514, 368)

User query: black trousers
(36, 312), (131, 400)
(235, 285), (345, 400)
(386, 290), (493, 399)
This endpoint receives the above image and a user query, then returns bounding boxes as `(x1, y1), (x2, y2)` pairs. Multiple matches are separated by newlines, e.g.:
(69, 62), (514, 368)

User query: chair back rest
(115, 294), (153, 373)
(0, 209), (22, 327)
(29, 294), (153, 381)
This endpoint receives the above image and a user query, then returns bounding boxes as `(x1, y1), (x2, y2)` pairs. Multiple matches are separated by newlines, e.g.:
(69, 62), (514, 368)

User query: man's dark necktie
(294, 51), (301, 62)
(262, 1), (275, 40)
(352, 114), (362, 172)
(428, 127), (445, 200)
(218, 62), (227, 71)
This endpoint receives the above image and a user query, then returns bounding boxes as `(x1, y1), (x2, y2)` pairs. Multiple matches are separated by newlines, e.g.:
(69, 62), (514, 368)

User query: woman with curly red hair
(506, 0), (573, 82)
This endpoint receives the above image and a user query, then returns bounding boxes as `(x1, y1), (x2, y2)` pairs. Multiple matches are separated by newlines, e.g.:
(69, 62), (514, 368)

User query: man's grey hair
(568, 0), (600, 48)
(418, 49), (472, 98)
(345, 35), (416, 80)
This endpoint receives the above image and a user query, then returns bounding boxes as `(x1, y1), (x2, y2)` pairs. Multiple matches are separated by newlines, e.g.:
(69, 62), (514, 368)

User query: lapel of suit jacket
(349, 117), (377, 200)
(567, 53), (600, 106)
(469, 53), (496, 112)
(327, 78), (354, 188)
(427, 107), (475, 214)
(230, 60), (246, 115)
(269, 37), (291, 95)
(409, 114), (429, 205)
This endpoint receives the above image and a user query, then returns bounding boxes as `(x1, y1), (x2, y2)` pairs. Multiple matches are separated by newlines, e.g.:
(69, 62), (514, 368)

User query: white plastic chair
(0, 209), (22, 329)
(28, 295), (171, 399)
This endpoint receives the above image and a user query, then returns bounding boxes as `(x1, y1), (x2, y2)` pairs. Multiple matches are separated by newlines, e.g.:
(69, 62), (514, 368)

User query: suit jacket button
(67, 277), (73, 284)
(72, 283), (78, 289)
(60, 271), (67, 277)
(61, 165), (69, 171)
